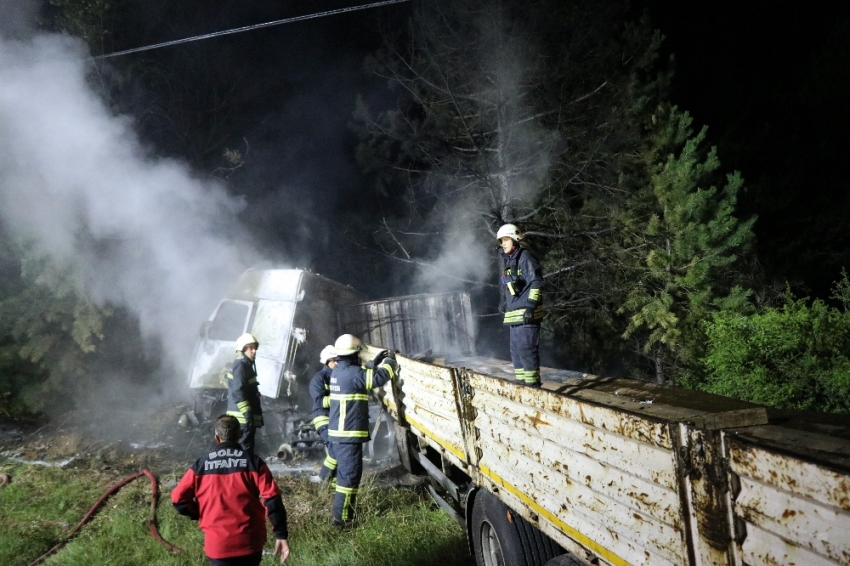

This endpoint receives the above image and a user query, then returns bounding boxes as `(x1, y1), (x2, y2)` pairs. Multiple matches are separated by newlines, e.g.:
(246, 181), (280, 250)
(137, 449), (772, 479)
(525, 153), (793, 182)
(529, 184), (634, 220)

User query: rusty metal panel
(735, 475), (850, 564)
(473, 411), (682, 527)
(338, 292), (476, 355)
(674, 425), (737, 566)
(471, 383), (678, 489)
(466, 370), (689, 566)
(468, 371), (673, 449)
(740, 521), (842, 566)
(726, 434), (850, 566)
(475, 448), (682, 566)
(727, 438), (850, 512)
(387, 353), (468, 466)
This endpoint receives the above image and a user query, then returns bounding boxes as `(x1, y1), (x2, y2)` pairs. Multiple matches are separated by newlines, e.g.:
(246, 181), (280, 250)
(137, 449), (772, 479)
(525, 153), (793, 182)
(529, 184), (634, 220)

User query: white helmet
(235, 332), (259, 353)
(496, 223), (522, 242)
(319, 345), (336, 364)
(333, 334), (362, 356)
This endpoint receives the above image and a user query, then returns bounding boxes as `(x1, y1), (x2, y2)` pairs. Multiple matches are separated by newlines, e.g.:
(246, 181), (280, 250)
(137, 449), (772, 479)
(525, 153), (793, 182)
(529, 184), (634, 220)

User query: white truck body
(375, 350), (850, 566)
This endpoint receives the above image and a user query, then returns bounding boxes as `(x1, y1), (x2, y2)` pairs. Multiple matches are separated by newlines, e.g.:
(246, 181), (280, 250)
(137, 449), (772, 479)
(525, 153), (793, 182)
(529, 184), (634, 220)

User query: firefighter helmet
(496, 223), (523, 242)
(320, 345), (336, 364)
(235, 332), (259, 353)
(333, 334), (362, 356)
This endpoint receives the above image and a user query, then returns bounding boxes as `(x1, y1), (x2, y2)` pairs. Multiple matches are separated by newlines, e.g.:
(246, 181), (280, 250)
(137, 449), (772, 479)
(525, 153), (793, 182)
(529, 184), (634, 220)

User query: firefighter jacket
(226, 353), (264, 427)
(171, 441), (288, 560)
(309, 365), (332, 431)
(328, 356), (395, 443)
(501, 246), (544, 325)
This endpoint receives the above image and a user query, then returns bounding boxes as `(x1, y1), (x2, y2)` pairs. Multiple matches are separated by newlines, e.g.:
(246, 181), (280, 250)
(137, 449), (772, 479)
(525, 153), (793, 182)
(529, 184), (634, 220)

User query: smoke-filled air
(0, 32), (260, 390)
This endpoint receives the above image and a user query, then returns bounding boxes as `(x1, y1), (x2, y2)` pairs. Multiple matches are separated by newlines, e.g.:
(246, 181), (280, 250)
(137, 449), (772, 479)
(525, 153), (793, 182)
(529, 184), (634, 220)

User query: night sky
(104, 0), (850, 298)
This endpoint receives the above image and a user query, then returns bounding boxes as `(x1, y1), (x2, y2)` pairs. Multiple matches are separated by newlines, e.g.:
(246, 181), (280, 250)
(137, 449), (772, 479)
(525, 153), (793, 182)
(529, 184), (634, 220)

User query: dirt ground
(0, 402), (412, 486)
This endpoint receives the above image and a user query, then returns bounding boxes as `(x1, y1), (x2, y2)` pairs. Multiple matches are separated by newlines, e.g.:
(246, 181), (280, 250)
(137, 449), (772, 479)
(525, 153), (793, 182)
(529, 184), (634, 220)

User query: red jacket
(171, 441), (288, 559)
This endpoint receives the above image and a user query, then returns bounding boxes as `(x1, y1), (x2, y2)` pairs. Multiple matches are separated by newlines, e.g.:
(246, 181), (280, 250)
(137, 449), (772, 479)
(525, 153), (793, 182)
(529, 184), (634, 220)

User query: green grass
(0, 462), (473, 566)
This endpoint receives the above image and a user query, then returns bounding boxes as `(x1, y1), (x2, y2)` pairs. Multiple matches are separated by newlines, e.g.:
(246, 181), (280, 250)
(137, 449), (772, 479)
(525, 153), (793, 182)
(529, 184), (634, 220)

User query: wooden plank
(473, 391), (679, 489)
(741, 521), (844, 566)
(690, 408), (768, 430)
(727, 438), (850, 512)
(469, 371), (673, 448)
(734, 475), (850, 564)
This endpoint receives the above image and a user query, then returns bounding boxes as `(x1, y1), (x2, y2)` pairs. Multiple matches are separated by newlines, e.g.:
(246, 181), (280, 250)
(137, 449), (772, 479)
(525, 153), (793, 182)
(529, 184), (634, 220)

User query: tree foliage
(0, 239), (111, 414)
(700, 287), (850, 414)
(619, 106), (756, 383)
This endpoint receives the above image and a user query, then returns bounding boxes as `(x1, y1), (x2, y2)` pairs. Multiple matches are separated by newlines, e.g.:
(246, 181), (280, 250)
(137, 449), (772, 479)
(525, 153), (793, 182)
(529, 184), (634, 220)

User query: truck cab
(188, 268), (365, 407)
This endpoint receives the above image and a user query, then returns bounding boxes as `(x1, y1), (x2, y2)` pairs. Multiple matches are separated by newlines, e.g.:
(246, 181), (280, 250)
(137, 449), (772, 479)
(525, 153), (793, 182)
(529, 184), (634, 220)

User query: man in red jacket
(172, 415), (291, 565)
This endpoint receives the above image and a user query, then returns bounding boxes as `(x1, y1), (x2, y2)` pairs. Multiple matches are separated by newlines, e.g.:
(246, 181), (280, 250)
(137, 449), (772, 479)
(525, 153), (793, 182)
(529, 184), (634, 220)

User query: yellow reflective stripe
(225, 372), (233, 380)
(312, 416), (329, 429)
(226, 410), (246, 424)
(528, 288), (541, 301)
(365, 368), (373, 390)
(237, 400), (251, 412)
(322, 397), (331, 408)
(328, 430), (369, 438)
(379, 362), (395, 379)
(335, 485), (358, 495)
(330, 393), (369, 401)
(503, 309), (525, 323)
(338, 400), (346, 432)
(507, 282), (516, 296)
(323, 455), (337, 469)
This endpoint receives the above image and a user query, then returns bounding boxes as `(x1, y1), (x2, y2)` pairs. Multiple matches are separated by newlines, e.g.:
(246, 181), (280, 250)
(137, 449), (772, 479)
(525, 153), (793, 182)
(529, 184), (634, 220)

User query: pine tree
(619, 106), (756, 383)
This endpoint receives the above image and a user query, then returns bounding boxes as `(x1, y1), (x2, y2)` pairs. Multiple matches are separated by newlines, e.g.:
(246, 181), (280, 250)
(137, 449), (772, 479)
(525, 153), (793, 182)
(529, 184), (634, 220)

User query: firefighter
(227, 333), (263, 453)
(171, 415), (290, 565)
(498, 223), (544, 386)
(327, 334), (398, 527)
(309, 345), (338, 483)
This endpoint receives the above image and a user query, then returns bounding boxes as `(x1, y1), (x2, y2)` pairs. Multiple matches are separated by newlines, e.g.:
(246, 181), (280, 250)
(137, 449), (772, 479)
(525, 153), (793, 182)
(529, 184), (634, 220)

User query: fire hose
(0, 469), (182, 565)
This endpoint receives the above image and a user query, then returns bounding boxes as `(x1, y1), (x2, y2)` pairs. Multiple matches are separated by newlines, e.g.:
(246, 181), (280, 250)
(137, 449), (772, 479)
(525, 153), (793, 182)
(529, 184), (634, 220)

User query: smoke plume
(0, 31), (259, 383)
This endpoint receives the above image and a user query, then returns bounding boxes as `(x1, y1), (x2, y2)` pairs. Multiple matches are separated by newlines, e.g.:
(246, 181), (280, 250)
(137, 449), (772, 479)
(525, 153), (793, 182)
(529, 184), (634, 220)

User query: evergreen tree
(619, 106), (755, 383)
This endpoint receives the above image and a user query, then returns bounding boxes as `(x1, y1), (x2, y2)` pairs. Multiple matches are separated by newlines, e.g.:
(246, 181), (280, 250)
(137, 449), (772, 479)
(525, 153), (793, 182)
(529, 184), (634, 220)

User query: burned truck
(187, 268), (476, 456)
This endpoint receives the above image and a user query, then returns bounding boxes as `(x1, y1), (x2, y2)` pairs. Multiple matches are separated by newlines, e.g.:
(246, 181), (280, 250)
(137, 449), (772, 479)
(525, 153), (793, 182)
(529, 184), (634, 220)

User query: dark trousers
(317, 426), (337, 481)
(208, 552), (262, 566)
(331, 442), (363, 524)
(240, 424), (256, 453)
(510, 324), (540, 385)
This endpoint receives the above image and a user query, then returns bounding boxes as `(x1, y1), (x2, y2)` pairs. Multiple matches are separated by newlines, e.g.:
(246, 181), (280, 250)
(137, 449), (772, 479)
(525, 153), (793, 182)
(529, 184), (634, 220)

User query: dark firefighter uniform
(171, 441), (288, 562)
(327, 356), (397, 525)
(226, 353), (264, 453)
(309, 364), (337, 482)
(501, 245), (544, 385)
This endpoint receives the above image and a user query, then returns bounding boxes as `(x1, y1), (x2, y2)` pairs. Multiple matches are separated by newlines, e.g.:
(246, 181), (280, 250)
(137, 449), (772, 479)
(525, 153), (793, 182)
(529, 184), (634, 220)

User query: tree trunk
(654, 346), (665, 385)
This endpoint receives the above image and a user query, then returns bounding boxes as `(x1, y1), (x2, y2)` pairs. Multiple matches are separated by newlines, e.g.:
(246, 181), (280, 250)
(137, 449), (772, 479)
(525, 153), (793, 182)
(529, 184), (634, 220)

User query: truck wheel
(471, 490), (562, 566)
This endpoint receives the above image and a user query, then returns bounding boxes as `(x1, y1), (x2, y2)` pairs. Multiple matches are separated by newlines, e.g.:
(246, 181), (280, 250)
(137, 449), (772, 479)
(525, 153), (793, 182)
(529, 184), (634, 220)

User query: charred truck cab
(188, 268), (478, 459)
(189, 269), (365, 418)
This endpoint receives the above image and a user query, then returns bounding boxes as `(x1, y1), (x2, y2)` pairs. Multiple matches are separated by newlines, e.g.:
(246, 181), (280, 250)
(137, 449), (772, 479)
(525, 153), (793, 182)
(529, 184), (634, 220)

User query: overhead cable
(93, 0), (411, 60)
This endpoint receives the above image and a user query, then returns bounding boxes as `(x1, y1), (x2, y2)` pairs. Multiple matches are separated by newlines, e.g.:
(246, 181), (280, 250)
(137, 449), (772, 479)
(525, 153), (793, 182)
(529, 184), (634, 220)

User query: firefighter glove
(371, 349), (388, 367)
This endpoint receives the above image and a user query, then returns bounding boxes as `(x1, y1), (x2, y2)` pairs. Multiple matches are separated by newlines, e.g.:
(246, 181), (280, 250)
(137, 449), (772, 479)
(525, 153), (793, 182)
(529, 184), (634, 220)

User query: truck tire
(471, 489), (562, 566)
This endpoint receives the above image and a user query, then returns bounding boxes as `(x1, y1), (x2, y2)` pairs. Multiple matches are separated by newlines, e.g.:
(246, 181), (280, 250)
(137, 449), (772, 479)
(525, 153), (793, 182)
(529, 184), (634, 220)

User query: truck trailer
(370, 347), (850, 566)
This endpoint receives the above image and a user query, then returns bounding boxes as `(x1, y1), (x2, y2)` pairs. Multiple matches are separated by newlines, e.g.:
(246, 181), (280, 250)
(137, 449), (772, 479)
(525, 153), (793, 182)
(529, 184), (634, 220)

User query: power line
(93, 0), (411, 60)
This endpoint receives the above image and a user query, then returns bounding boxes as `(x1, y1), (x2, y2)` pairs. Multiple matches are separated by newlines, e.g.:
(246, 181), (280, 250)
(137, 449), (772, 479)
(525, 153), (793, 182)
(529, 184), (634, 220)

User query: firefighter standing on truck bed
(309, 344), (338, 483)
(227, 333), (263, 453)
(327, 334), (398, 527)
(498, 223), (544, 387)
(171, 414), (290, 565)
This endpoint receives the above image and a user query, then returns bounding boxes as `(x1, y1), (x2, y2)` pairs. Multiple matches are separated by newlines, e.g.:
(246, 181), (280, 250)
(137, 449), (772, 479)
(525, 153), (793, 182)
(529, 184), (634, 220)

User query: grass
(0, 461), (473, 566)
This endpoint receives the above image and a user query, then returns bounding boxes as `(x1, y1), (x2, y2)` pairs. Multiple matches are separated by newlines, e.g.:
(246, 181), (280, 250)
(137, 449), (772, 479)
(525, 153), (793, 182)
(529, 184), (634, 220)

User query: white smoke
(0, 32), (259, 377)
